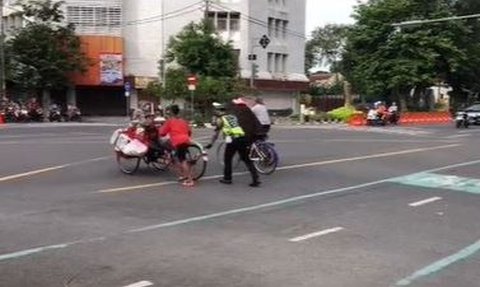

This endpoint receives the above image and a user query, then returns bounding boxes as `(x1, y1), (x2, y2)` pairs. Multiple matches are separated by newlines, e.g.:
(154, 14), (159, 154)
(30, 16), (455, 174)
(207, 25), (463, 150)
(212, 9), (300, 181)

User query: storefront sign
(100, 54), (123, 85)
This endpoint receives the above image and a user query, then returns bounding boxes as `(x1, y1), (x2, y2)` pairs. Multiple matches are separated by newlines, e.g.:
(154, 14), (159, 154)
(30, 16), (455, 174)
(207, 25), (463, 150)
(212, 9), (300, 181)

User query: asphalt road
(0, 121), (479, 287)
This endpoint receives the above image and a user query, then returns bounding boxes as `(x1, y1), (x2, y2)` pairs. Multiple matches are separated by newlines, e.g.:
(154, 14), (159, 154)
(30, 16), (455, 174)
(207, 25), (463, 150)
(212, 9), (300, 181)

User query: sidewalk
(83, 116), (130, 125)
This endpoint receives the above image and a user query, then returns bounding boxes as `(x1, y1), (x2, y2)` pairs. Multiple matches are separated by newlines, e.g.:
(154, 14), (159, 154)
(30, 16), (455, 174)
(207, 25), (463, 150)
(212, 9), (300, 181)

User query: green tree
(162, 20), (249, 116)
(167, 20), (238, 78)
(305, 24), (350, 74)
(6, 0), (88, 115)
(341, 0), (467, 111)
(447, 0), (480, 107)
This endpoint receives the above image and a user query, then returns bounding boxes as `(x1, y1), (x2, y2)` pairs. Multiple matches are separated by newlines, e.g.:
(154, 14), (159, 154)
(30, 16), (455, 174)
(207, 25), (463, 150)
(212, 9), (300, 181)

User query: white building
(123, 0), (308, 111)
(3, 0), (308, 114)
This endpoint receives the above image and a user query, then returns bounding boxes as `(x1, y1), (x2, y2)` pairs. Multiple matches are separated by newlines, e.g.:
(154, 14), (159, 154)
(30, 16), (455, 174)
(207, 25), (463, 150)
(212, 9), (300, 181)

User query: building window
(230, 13), (240, 31)
(208, 11), (241, 33)
(267, 53), (274, 72)
(66, 6), (121, 28)
(268, 17), (288, 39)
(217, 12), (228, 31)
(282, 54), (288, 73)
(270, 53), (288, 73)
(275, 19), (281, 38)
(268, 17), (274, 37)
(282, 20), (288, 39)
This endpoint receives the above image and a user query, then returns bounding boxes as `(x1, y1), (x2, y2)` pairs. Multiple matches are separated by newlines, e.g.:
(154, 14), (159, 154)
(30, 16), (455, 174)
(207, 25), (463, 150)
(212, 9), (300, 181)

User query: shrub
(327, 106), (358, 122)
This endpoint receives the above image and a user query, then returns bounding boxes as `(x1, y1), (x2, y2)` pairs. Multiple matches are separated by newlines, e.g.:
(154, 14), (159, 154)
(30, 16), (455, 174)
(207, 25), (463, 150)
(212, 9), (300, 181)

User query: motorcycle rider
(388, 102), (399, 124)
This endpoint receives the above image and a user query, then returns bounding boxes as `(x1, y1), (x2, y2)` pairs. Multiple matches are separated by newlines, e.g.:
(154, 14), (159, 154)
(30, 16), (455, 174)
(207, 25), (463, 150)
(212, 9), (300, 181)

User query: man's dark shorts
(175, 143), (190, 162)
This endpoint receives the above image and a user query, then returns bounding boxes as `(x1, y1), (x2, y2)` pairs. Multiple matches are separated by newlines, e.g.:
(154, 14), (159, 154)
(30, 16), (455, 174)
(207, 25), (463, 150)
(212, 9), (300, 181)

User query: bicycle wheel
(116, 152), (141, 174)
(186, 144), (208, 180)
(253, 142), (278, 175)
(216, 141), (241, 169)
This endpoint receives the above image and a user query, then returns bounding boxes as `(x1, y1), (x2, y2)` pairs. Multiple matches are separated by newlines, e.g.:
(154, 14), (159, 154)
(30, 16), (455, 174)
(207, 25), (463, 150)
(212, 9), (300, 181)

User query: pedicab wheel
(187, 144), (208, 180)
(116, 151), (141, 174)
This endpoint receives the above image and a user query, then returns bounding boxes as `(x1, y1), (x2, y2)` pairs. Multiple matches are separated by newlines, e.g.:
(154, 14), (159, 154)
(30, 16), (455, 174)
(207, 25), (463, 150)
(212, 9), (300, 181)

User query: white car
(455, 104), (480, 128)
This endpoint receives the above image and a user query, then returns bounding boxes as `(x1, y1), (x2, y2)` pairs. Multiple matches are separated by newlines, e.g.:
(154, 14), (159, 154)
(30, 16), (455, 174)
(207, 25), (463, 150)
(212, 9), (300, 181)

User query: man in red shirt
(159, 105), (194, 186)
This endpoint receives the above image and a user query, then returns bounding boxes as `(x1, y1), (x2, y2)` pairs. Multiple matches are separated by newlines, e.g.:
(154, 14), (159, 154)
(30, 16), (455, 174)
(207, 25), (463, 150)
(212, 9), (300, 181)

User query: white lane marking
(97, 144), (460, 193)
(0, 165), (67, 183)
(0, 156), (112, 183)
(446, 134), (471, 139)
(0, 141), (105, 145)
(409, 197), (443, 207)
(289, 227), (344, 242)
(276, 144), (459, 171)
(123, 281), (153, 287)
(273, 139), (457, 144)
(2, 159), (480, 262)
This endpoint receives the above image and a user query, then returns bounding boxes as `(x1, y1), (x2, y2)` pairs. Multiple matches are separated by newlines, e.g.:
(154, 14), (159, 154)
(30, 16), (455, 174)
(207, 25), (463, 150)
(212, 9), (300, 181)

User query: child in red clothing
(159, 105), (193, 186)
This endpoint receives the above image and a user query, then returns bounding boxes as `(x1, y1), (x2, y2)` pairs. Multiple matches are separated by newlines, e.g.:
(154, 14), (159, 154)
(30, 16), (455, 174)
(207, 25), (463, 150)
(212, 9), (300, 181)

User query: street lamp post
(0, 0), (6, 99)
(392, 13), (480, 28)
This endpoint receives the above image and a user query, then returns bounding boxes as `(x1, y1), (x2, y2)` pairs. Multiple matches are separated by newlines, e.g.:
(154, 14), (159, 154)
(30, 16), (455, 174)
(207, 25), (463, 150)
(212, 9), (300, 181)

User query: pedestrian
(251, 97), (271, 137)
(205, 102), (261, 187)
(159, 105), (194, 187)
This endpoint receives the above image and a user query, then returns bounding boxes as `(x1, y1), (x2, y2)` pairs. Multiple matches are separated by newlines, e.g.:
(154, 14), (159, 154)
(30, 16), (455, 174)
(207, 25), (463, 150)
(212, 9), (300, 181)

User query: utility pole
(161, 0), (166, 86)
(0, 0), (6, 100)
(204, 0), (210, 20)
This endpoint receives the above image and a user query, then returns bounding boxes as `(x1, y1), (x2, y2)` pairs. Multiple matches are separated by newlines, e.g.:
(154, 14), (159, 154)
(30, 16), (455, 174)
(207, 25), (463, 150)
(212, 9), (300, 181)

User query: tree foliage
(161, 20), (249, 112)
(166, 20), (238, 78)
(339, 0), (468, 110)
(447, 0), (480, 106)
(305, 24), (350, 74)
(6, 0), (88, 91)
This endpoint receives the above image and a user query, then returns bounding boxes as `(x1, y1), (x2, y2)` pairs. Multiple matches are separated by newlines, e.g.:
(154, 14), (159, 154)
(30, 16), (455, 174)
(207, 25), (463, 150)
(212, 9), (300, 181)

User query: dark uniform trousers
(224, 136), (259, 183)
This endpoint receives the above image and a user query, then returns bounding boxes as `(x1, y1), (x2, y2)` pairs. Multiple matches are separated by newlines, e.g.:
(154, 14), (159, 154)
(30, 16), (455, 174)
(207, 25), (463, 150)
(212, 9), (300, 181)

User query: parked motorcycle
(64, 105), (82, 122)
(48, 104), (63, 122)
(28, 107), (44, 122)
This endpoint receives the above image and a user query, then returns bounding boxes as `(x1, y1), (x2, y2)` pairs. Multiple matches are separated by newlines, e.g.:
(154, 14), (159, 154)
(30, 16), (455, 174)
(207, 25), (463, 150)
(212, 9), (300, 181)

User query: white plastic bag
(114, 133), (131, 152)
(110, 129), (123, 145)
(121, 139), (148, 157)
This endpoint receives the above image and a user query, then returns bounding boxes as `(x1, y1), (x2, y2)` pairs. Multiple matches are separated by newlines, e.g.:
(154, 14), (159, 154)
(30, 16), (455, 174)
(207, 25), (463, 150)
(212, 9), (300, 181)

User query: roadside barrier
(348, 114), (366, 126)
(348, 111), (453, 126)
(399, 112), (452, 125)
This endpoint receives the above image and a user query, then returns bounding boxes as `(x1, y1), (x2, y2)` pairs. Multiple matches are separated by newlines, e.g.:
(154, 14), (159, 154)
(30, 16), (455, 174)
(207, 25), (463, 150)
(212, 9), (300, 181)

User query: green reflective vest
(221, 115), (245, 137)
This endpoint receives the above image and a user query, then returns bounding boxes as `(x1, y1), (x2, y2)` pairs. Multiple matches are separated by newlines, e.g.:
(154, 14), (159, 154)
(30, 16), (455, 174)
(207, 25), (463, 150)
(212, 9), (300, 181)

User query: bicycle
(113, 128), (208, 180)
(216, 137), (278, 175)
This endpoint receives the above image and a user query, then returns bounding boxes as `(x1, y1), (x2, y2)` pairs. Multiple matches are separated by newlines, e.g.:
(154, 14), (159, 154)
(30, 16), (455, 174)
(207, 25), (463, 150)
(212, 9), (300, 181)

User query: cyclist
(205, 102), (260, 187)
(232, 97), (262, 143)
(250, 97), (271, 139)
(159, 105), (194, 187)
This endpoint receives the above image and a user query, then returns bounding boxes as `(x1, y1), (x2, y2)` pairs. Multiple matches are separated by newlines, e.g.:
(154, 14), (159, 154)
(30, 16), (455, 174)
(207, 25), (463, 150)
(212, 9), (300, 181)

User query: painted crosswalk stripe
(289, 227), (344, 242)
(409, 197), (443, 207)
(123, 281), (153, 287)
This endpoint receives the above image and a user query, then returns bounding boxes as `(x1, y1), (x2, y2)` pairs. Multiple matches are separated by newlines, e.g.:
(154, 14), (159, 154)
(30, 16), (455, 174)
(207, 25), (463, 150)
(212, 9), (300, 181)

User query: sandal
(182, 180), (195, 187)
